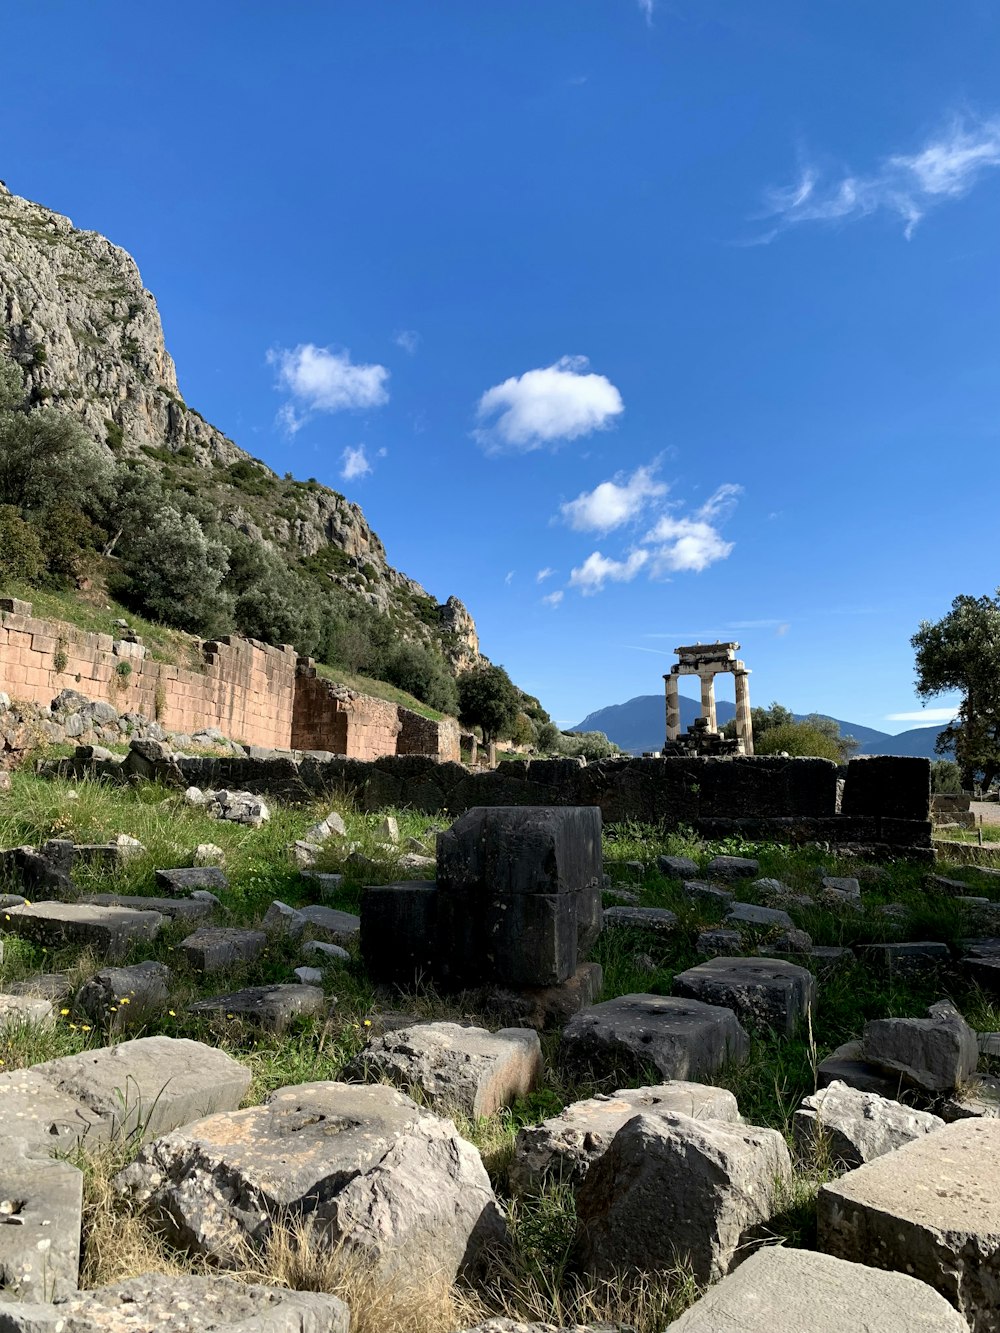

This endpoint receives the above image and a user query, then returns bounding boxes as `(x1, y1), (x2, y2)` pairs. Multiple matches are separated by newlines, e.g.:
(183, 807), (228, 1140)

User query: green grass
(313, 660), (448, 722)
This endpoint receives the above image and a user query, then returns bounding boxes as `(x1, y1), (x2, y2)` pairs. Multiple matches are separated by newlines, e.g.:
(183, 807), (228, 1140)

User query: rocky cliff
(0, 181), (480, 672)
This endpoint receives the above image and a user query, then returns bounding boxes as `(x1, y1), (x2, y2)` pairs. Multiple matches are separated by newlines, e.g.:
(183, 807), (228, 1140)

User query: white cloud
(758, 114), (1000, 241)
(340, 445), (372, 481)
(560, 464), (667, 534)
(885, 707), (958, 723)
(638, 0), (655, 22)
(569, 549), (649, 595)
(475, 355), (624, 453)
(505, 570), (515, 586)
(542, 590), (564, 608)
(536, 567), (556, 583)
(644, 483), (742, 573)
(394, 329), (420, 354)
(269, 344), (390, 432)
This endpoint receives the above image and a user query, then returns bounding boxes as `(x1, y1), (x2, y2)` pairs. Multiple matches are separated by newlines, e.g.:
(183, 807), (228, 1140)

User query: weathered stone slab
(0, 995), (52, 1031)
(0, 1272), (349, 1333)
(348, 1021), (542, 1117)
(188, 983), (326, 1032)
(666, 1244), (970, 1332)
(0, 1157), (83, 1300)
(725, 902), (794, 931)
(115, 1082), (504, 1284)
(79, 893), (214, 922)
(794, 1079), (945, 1168)
(939, 1074), (1000, 1122)
(863, 1000), (978, 1092)
(302, 939), (350, 963)
(154, 866), (230, 894)
(520, 962), (603, 1031)
(705, 854), (759, 881)
(817, 1040), (907, 1098)
(4, 974), (71, 1002)
(509, 1082), (741, 1195)
(863, 941), (952, 977)
(298, 904), (361, 941)
(0, 1069), (106, 1154)
(560, 994), (748, 1083)
(696, 928), (744, 957)
(75, 961), (172, 1032)
(683, 880), (734, 908)
(602, 906), (678, 934)
(658, 854), (698, 879)
(818, 1118), (1000, 1332)
(178, 926), (266, 973)
(1, 902), (162, 958)
(577, 1111), (791, 1283)
(261, 899), (306, 937)
(820, 875), (861, 901)
(360, 883), (438, 986)
(673, 957), (816, 1038)
(31, 1036), (251, 1142)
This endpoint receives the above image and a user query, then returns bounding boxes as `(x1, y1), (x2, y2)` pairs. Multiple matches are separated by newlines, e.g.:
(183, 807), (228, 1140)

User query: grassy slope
(3, 773), (1000, 1329)
(3, 581), (448, 720)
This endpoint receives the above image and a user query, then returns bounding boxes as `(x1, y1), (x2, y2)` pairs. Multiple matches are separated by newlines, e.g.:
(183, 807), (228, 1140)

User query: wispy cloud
(474, 356), (624, 453)
(269, 343), (389, 434)
(886, 707), (958, 723)
(758, 113), (1000, 242)
(569, 549), (649, 595)
(394, 329), (420, 354)
(340, 444), (372, 481)
(505, 570), (515, 586)
(536, 567), (556, 583)
(644, 483), (742, 573)
(542, 590), (564, 608)
(560, 463), (667, 534)
(638, 0), (655, 24)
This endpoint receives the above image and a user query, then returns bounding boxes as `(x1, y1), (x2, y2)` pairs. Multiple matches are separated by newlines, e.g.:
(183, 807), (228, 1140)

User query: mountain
(572, 694), (949, 759)
(0, 183), (480, 672)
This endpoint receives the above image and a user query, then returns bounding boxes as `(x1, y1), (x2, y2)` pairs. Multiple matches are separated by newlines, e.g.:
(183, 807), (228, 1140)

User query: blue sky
(5, 1), (999, 730)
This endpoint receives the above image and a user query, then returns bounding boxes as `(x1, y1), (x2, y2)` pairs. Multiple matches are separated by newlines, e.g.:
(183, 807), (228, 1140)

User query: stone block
(519, 961), (603, 1031)
(724, 901), (794, 931)
(0, 1157), (83, 1300)
(75, 961), (172, 1032)
(437, 806), (602, 899)
(863, 1000), (978, 1092)
(818, 1119), (1000, 1332)
(79, 893), (214, 922)
(261, 899), (306, 937)
(862, 941), (952, 978)
(302, 939), (350, 963)
(683, 879), (734, 908)
(348, 1021), (543, 1117)
(0, 1273), (349, 1333)
(179, 926), (266, 973)
(509, 1081), (741, 1195)
(114, 1082), (504, 1284)
(794, 1079), (945, 1168)
(672, 957), (816, 1038)
(2, 902), (163, 959)
(657, 854), (698, 879)
(31, 1036), (251, 1141)
(0, 1069), (106, 1154)
(577, 1111), (791, 1284)
(0, 995), (53, 1031)
(704, 854), (759, 880)
(697, 928), (745, 957)
(361, 883), (438, 986)
(841, 755), (930, 819)
(817, 1040), (907, 1098)
(666, 1245), (970, 1333)
(188, 983), (326, 1033)
(560, 993), (749, 1083)
(602, 906), (678, 935)
(298, 904), (361, 942)
(154, 866), (230, 894)
(820, 875), (861, 901)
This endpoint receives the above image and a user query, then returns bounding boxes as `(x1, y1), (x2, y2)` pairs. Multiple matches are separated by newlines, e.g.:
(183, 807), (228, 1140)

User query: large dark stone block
(360, 883), (439, 987)
(437, 806), (602, 899)
(879, 818), (934, 848)
(842, 756), (930, 820)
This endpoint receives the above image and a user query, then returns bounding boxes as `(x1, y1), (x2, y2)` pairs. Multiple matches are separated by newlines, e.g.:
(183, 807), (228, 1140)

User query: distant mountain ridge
(571, 693), (949, 760)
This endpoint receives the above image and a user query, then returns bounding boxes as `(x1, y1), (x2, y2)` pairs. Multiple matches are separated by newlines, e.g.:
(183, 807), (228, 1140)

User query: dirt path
(971, 801), (1000, 826)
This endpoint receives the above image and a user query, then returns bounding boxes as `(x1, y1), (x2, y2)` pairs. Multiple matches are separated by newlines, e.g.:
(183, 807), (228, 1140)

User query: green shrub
(0, 505), (44, 584)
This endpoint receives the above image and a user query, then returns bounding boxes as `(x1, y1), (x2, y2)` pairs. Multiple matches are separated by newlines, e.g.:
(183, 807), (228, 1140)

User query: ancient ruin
(664, 641), (754, 757)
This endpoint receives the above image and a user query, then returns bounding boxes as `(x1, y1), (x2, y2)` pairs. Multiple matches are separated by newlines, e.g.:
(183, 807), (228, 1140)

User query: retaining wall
(0, 599), (459, 761)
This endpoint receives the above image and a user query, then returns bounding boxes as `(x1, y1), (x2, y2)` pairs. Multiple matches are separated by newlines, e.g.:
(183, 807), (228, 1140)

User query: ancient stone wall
(0, 599), (297, 751)
(57, 747), (932, 856)
(0, 600), (459, 760)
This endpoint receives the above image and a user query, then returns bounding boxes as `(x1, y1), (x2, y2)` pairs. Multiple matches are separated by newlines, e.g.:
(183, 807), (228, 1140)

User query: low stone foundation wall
(51, 748), (933, 856)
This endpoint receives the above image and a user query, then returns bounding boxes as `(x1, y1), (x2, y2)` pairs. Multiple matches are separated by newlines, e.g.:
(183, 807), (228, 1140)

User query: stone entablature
(0, 599), (458, 762)
(664, 641), (753, 757)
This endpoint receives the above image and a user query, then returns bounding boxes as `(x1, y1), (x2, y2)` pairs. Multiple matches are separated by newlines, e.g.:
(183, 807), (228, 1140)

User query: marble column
(734, 670), (753, 755)
(664, 672), (681, 743)
(700, 671), (718, 732)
